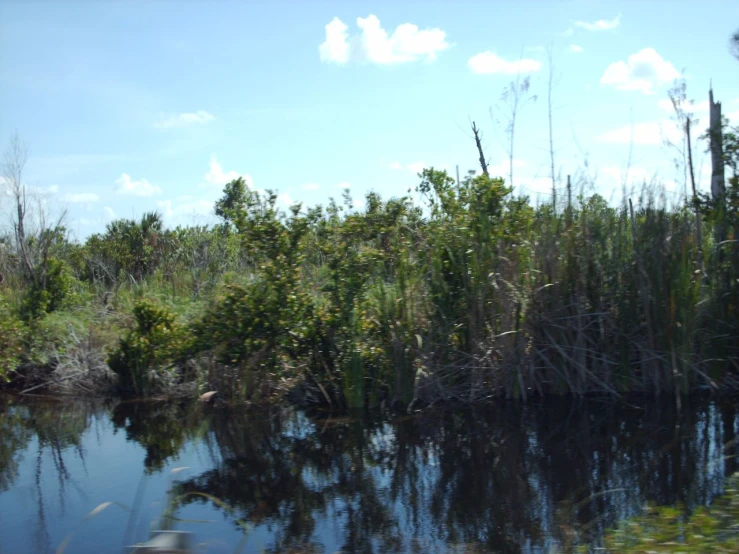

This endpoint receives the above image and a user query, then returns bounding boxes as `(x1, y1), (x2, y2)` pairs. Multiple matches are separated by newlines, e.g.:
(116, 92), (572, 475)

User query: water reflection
(0, 394), (737, 553)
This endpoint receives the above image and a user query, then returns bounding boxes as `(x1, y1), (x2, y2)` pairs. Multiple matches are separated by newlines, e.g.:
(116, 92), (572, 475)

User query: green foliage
(590, 473), (739, 552)
(0, 297), (24, 381)
(20, 257), (75, 321)
(108, 300), (186, 396)
(3, 156), (738, 406)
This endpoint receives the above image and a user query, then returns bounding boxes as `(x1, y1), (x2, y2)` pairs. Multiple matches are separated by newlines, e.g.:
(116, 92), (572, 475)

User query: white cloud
(319, 17), (351, 64)
(406, 161), (427, 173)
(103, 206), (116, 221)
(595, 120), (682, 146)
(487, 159), (527, 178)
(560, 28), (574, 37)
(203, 156), (254, 189)
(47, 185), (59, 194)
(153, 110), (215, 129)
(569, 44), (583, 53)
(598, 165), (655, 188)
(600, 48), (680, 95)
(301, 183), (320, 190)
(574, 14), (621, 31)
(319, 14), (451, 65)
(115, 173), (162, 196)
(157, 198), (214, 224)
(277, 192), (294, 207)
(390, 161), (427, 173)
(468, 52), (541, 75)
(64, 192), (99, 203)
(657, 98), (710, 114)
(336, 182), (352, 189)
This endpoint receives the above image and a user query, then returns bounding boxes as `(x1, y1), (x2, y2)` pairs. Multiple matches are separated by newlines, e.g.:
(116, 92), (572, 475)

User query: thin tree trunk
(686, 118), (705, 276)
(710, 88), (726, 246)
(471, 121), (489, 178)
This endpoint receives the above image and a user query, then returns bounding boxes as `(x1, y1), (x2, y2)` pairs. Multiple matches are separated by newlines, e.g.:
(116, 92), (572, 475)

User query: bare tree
(491, 72), (537, 191)
(2, 131), (33, 276)
(2, 132), (67, 282)
(664, 78), (700, 200)
(663, 80), (705, 274)
(470, 121), (489, 178)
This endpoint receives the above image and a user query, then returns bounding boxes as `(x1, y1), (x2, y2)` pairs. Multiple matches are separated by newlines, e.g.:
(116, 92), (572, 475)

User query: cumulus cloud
(569, 44), (584, 53)
(468, 52), (541, 75)
(203, 156), (253, 189)
(103, 206), (116, 221)
(656, 98), (710, 114)
(406, 161), (427, 173)
(595, 120), (682, 146)
(279, 192), (296, 207)
(153, 110), (215, 129)
(319, 18), (351, 64)
(600, 48), (680, 94)
(115, 173), (162, 196)
(574, 14), (621, 31)
(64, 192), (99, 203)
(598, 165), (657, 189)
(336, 182), (352, 189)
(319, 14), (451, 65)
(487, 159), (527, 179)
(157, 197), (214, 224)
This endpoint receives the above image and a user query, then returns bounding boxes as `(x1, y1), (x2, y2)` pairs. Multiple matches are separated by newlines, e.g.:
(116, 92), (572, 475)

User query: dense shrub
(20, 257), (75, 321)
(0, 297), (24, 381)
(108, 300), (187, 396)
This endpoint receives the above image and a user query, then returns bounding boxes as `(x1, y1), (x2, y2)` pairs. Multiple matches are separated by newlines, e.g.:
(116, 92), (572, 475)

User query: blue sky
(1, 1), (738, 239)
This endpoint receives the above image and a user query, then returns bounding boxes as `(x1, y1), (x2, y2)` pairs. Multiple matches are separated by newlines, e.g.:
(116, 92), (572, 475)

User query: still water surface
(0, 395), (738, 553)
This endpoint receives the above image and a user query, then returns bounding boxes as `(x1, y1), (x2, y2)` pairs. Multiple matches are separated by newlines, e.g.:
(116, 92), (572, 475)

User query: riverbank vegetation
(1, 88), (738, 410)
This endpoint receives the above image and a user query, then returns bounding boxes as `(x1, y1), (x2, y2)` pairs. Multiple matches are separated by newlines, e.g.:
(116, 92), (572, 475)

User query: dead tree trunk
(709, 88), (726, 245)
(470, 121), (489, 178)
(2, 131), (33, 277)
(686, 118), (705, 275)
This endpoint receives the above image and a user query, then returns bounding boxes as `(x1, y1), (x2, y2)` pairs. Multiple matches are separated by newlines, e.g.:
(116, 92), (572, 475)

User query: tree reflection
(110, 400), (206, 472)
(2, 395), (738, 553)
(171, 399), (739, 553)
(0, 396), (103, 553)
(0, 395), (33, 492)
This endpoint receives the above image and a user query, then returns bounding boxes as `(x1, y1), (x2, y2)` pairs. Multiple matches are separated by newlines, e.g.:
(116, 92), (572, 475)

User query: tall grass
(1, 167), (737, 409)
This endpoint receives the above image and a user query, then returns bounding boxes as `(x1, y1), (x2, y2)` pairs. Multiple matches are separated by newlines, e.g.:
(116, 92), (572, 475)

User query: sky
(1, 1), (738, 239)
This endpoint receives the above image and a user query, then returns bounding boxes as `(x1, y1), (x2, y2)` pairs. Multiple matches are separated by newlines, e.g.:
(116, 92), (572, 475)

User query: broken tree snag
(710, 87), (727, 246)
(710, 88), (726, 204)
(686, 118), (705, 275)
(471, 121), (489, 178)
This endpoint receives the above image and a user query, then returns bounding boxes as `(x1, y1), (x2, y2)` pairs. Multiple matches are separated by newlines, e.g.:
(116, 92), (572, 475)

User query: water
(1, 395), (738, 554)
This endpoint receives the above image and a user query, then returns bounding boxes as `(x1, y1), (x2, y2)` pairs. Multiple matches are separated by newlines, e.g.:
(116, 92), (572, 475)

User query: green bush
(20, 257), (75, 321)
(108, 299), (186, 396)
(0, 297), (24, 381)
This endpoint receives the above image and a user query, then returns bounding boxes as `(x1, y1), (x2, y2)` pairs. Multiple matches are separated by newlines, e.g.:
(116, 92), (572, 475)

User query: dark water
(1, 395), (738, 554)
